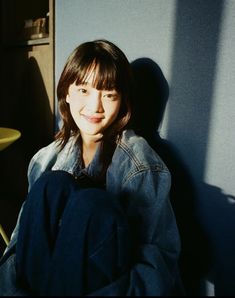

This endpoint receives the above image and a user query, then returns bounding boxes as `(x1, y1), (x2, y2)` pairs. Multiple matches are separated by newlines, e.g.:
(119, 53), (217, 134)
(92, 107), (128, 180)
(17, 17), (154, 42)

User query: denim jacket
(0, 129), (182, 295)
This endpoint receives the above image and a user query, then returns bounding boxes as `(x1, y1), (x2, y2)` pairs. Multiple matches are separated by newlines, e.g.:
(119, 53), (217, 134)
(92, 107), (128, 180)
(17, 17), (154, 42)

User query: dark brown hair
(56, 39), (134, 147)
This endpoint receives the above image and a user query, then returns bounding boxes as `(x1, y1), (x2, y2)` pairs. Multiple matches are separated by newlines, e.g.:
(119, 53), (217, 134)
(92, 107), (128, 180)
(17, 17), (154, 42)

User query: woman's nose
(88, 91), (104, 113)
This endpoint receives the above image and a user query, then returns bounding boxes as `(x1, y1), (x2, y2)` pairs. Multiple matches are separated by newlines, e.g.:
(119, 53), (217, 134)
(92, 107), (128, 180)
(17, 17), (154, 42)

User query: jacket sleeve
(88, 169), (182, 296)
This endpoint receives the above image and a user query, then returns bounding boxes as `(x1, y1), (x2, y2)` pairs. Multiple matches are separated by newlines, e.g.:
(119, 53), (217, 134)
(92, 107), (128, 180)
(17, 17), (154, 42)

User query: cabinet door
(0, 0), (54, 201)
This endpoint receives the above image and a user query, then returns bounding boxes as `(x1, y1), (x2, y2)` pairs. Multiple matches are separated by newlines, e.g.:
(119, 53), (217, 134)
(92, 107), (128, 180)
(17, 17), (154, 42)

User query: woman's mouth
(82, 115), (103, 123)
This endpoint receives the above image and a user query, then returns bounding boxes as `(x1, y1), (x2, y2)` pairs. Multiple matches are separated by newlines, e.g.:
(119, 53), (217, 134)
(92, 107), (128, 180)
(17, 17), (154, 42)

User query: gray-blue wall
(55, 0), (235, 295)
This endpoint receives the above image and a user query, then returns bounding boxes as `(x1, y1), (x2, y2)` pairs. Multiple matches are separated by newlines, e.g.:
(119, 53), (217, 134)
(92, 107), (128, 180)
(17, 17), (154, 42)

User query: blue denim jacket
(0, 129), (182, 295)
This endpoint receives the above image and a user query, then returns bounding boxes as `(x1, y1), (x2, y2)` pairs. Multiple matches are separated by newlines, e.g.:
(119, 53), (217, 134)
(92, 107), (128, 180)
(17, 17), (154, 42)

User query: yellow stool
(0, 127), (21, 246)
(0, 224), (9, 245)
(0, 127), (21, 151)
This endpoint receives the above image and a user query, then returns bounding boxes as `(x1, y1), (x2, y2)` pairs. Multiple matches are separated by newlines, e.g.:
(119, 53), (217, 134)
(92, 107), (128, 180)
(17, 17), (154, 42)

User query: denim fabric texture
(16, 170), (131, 295)
(0, 129), (183, 295)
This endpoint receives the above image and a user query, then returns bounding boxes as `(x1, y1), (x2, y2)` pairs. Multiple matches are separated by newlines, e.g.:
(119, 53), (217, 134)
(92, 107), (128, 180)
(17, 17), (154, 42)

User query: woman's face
(66, 71), (121, 139)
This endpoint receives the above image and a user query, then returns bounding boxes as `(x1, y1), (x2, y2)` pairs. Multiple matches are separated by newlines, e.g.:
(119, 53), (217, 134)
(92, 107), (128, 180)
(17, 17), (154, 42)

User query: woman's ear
(66, 94), (70, 103)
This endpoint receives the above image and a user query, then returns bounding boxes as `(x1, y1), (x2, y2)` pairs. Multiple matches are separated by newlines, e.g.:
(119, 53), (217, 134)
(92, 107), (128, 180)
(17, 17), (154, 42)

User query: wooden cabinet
(0, 0), (54, 201)
(1, 0), (54, 116)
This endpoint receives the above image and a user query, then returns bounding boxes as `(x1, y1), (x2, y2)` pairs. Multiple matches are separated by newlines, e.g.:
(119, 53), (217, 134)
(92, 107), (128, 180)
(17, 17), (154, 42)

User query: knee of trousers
(32, 170), (77, 192)
(26, 170), (79, 205)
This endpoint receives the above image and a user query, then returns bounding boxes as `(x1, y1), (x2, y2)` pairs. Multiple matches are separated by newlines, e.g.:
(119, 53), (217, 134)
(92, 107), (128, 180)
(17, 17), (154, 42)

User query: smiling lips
(82, 114), (104, 123)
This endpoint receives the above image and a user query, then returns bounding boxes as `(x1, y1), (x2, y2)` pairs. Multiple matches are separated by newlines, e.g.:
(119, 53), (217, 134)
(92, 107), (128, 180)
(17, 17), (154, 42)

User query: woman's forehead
(75, 63), (118, 91)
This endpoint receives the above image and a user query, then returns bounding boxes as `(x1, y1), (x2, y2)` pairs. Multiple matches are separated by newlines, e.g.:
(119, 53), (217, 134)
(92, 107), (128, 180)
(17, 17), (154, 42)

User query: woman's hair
(56, 39), (134, 147)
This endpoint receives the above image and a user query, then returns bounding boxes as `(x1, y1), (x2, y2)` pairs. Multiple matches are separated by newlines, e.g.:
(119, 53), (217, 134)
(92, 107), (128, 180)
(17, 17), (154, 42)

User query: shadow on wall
(132, 1), (235, 296)
(0, 56), (53, 200)
(168, 0), (224, 180)
(168, 0), (235, 296)
(131, 58), (211, 296)
(198, 183), (235, 296)
(19, 56), (54, 157)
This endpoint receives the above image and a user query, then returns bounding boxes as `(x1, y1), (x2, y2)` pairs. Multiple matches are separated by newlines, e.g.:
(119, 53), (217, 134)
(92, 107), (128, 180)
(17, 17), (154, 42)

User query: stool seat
(0, 127), (21, 151)
(0, 127), (21, 247)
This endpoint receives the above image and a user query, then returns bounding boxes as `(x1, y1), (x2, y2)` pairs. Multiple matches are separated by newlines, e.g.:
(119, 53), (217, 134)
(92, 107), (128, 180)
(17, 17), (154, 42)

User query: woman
(0, 39), (183, 295)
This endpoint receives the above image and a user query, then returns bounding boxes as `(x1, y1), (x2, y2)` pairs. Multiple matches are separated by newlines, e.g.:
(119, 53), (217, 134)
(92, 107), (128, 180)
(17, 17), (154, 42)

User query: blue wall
(55, 0), (235, 295)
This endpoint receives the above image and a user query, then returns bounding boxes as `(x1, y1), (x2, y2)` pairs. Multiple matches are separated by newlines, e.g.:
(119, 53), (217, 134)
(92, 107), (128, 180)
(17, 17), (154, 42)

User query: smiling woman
(66, 79), (121, 167)
(0, 40), (183, 296)
(66, 78), (121, 144)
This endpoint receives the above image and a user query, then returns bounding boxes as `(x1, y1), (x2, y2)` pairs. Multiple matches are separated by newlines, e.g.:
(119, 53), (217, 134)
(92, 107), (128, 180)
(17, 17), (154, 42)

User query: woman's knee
(34, 170), (76, 190)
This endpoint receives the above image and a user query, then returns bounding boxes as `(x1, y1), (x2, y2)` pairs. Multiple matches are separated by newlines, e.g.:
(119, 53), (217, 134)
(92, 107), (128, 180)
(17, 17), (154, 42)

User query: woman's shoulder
(106, 129), (171, 194)
(27, 136), (79, 189)
(30, 135), (78, 165)
(29, 139), (60, 165)
(116, 129), (169, 172)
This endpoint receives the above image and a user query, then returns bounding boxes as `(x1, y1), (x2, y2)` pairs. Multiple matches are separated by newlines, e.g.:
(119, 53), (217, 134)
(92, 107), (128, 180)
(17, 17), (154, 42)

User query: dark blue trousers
(15, 171), (131, 296)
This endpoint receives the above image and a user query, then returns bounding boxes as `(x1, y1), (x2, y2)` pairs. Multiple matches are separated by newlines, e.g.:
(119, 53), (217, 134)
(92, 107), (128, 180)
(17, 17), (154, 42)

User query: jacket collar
(52, 135), (103, 181)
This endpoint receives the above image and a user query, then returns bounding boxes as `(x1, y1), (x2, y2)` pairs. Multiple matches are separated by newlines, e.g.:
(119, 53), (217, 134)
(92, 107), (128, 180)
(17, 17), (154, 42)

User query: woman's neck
(81, 134), (102, 167)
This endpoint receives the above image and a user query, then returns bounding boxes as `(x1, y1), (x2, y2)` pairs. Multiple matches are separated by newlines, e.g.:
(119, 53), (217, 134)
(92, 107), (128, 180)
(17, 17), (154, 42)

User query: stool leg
(0, 224), (9, 246)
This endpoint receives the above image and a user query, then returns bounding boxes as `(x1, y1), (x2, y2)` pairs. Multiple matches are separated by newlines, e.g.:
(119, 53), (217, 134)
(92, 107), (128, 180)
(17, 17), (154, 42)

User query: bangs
(75, 59), (119, 91)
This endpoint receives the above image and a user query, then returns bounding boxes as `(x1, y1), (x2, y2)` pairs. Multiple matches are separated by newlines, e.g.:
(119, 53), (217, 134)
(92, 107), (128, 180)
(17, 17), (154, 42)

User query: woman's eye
(78, 88), (87, 94)
(103, 93), (118, 100)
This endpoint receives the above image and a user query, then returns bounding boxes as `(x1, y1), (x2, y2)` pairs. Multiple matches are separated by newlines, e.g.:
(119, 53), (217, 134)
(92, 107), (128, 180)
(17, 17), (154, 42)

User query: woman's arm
(88, 170), (182, 296)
